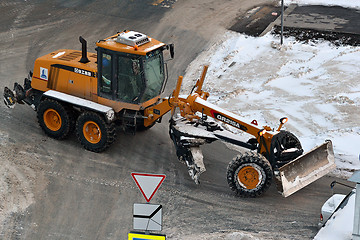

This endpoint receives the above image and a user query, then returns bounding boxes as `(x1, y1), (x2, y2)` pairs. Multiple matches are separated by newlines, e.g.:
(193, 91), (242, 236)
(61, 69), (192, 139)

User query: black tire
(66, 107), (77, 134)
(37, 99), (72, 139)
(76, 111), (116, 152)
(227, 152), (273, 198)
(270, 130), (303, 167)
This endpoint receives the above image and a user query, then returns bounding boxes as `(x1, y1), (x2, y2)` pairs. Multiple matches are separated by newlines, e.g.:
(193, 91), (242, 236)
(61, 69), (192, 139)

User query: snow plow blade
(278, 140), (336, 197)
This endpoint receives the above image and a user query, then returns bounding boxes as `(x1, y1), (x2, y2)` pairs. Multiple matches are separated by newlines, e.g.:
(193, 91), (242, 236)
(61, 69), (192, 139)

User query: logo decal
(74, 67), (92, 77)
(153, 109), (160, 115)
(212, 112), (248, 132)
(51, 64), (96, 78)
(40, 67), (48, 81)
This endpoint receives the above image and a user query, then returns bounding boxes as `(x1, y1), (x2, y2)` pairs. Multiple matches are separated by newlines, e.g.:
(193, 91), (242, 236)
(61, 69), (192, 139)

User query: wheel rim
(44, 108), (62, 131)
(83, 121), (101, 144)
(237, 165), (262, 189)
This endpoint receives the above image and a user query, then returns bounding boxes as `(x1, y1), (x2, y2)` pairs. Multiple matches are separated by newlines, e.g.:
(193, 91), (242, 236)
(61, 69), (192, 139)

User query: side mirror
(163, 44), (175, 61)
(169, 44), (174, 59)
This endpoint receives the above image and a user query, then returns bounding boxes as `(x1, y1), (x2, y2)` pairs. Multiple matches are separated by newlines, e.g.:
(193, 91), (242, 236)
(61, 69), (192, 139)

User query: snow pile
(314, 191), (355, 240)
(183, 31), (360, 178)
(174, 230), (274, 240)
(284, 0), (360, 9)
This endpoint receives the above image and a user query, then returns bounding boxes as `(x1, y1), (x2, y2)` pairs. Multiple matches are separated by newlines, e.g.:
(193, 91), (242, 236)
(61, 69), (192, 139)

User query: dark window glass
(141, 50), (164, 102)
(101, 53), (112, 93)
(117, 56), (143, 102)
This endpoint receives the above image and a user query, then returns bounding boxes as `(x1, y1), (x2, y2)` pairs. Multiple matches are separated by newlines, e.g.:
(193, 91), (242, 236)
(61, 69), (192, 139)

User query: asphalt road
(0, 1), (353, 239)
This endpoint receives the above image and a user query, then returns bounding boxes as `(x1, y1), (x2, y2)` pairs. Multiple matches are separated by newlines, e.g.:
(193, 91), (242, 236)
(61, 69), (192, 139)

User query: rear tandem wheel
(227, 152), (273, 198)
(76, 111), (116, 152)
(37, 99), (73, 139)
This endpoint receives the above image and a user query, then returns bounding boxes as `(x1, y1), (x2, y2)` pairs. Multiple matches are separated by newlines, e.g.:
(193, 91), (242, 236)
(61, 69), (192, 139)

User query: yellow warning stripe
(128, 232), (166, 240)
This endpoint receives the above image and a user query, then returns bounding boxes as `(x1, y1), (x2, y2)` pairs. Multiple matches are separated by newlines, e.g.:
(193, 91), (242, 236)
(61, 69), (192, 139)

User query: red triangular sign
(131, 172), (166, 202)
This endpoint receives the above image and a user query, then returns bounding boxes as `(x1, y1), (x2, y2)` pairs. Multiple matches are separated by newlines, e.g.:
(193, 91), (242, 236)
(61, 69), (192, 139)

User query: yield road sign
(133, 203), (162, 231)
(131, 173), (166, 202)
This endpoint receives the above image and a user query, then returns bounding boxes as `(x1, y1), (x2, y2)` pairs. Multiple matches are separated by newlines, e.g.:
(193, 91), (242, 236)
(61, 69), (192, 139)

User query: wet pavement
(229, 5), (281, 37)
(273, 4), (360, 45)
(231, 4), (360, 46)
(278, 5), (360, 35)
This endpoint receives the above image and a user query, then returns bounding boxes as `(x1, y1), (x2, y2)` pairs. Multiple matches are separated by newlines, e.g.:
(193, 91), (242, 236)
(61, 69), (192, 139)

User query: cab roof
(96, 31), (166, 56)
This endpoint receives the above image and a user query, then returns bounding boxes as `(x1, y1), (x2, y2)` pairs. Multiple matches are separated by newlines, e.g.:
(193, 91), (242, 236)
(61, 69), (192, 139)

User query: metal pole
(281, 0), (284, 45)
(353, 183), (360, 239)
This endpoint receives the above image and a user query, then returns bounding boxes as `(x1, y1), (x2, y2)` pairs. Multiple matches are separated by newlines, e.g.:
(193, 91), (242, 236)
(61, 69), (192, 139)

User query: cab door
(116, 55), (143, 103)
(98, 50), (115, 100)
(98, 48), (144, 103)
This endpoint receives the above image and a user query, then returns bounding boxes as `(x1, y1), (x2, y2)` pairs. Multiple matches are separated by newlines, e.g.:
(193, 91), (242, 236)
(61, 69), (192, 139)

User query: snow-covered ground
(285, 0), (360, 9)
(181, 1), (360, 239)
(182, 31), (360, 179)
(177, 230), (278, 240)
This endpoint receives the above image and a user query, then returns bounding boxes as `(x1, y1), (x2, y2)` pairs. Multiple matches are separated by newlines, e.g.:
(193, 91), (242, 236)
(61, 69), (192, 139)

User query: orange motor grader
(4, 31), (175, 152)
(4, 31), (335, 197)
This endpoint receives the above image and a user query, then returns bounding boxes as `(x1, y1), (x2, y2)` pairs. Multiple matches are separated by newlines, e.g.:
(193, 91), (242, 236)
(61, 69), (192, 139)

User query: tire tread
(37, 99), (72, 139)
(227, 151), (273, 198)
(75, 111), (116, 152)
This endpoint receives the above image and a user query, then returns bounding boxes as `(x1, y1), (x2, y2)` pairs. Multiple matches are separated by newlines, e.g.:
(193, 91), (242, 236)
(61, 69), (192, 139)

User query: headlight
(106, 109), (115, 121)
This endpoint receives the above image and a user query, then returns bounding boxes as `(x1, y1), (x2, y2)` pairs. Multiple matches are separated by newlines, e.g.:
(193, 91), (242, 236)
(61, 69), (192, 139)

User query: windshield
(117, 56), (143, 103)
(141, 50), (165, 102)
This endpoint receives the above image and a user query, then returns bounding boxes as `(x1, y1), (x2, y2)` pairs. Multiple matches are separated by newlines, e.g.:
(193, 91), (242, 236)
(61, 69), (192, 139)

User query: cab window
(100, 53), (112, 94)
(117, 56), (143, 103)
(141, 50), (164, 102)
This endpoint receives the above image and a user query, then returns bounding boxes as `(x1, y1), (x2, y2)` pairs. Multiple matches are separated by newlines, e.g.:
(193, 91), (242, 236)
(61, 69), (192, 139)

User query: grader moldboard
(3, 31), (335, 198)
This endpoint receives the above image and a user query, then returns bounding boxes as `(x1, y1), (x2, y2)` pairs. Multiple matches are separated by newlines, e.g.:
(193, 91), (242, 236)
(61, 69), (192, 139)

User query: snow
(285, 0), (360, 9)
(314, 190), (356, 240)
(321, 194), (346, 220)
(176, 230), (273, 240)
(172, 119), (217, 139)
(182, 31), (360, 179)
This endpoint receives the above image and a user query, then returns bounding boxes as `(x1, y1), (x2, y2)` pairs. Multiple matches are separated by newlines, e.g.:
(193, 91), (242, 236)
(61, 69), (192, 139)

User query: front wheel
(76, 112), (116, 152)
(270, 130), (303, 168)
(227, 152), (273, 198)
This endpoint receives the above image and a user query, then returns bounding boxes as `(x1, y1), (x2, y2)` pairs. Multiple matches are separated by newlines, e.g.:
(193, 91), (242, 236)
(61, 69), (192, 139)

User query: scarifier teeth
(3, 87), (16, 108)
(4, 97), (15, 108)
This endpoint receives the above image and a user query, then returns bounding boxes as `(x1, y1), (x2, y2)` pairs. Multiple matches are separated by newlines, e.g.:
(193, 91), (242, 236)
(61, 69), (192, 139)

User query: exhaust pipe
(79, 36), (90, 63)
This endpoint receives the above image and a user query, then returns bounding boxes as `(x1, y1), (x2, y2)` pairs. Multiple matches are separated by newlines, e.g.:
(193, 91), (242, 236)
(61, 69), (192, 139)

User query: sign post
(133, 203), (162, 231)
(129, 172), (166, 239)
(349, 171), (360, 240)
(280, 0), (284, 45)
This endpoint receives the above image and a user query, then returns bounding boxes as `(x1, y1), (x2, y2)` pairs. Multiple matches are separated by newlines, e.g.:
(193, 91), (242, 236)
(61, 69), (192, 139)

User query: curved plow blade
(278, 140), (336, 197)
